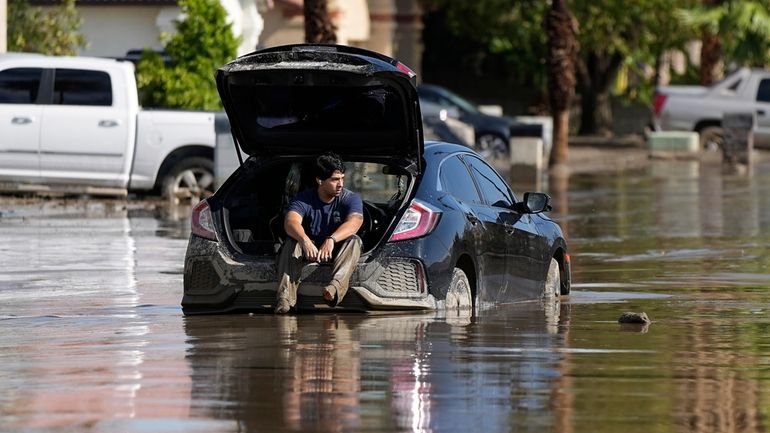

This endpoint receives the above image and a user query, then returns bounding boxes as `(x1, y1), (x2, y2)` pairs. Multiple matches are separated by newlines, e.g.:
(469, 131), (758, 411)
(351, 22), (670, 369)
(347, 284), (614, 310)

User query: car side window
(0, 68), (43, 104)
(757, 79), (770, 103)
(53, 69), (112, 106)
(440, 155), (481, 204)
(464, 156), (513, 207)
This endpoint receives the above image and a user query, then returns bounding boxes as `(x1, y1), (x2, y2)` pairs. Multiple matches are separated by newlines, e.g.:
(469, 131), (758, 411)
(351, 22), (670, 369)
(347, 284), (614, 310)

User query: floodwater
(1, 158), (769, 433)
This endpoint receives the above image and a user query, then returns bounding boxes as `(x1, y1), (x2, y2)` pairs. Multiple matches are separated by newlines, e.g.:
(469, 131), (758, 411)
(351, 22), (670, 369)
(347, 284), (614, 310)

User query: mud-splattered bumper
(182, 235), (436, 314)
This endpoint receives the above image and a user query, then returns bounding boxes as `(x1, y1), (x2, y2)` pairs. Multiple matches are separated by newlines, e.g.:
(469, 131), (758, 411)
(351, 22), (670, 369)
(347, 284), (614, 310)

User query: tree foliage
(422, 0), (697, 134)
(8, 0), (86, 55)
(678, 0), (770, 68)
(135, 0), (239, 110)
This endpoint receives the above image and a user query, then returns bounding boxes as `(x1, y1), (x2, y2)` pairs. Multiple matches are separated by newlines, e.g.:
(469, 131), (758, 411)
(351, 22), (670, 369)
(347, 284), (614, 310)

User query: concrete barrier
(509, 131), (544, 186)
(514, 116), (553, 162)
(647, 131), (699, 157)
(722, 112), (754, 168)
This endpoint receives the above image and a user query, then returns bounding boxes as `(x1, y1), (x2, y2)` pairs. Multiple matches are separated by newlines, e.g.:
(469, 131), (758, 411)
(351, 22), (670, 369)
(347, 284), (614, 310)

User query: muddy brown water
(1, 159), (769, 433)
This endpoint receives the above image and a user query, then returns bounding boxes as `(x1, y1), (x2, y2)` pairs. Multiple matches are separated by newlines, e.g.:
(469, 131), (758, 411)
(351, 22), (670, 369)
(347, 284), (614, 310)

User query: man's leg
(275, 238), (303, 313)
(323, 236), (362, 305)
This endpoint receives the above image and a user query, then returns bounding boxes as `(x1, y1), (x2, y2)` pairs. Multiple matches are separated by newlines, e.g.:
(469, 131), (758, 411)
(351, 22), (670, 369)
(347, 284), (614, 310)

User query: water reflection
(560, 158), (770, 291)
(183, 301), (569, 433)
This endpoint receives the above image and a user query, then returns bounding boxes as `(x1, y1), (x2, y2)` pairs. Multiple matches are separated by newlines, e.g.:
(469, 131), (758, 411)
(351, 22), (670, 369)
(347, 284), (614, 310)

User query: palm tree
(304, 0), (336, 44)
(679, 0), (770, 84)
(545, 0), (578, 168)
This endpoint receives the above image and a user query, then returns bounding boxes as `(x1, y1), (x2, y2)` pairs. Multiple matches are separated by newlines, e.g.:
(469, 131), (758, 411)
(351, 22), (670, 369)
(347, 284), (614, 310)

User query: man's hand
(317, 238), (335, 262)
(301, 238), (319, 262)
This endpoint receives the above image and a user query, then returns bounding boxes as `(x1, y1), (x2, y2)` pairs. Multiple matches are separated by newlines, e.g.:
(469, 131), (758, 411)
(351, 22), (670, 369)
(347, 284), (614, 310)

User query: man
(275, 152), (364, 314)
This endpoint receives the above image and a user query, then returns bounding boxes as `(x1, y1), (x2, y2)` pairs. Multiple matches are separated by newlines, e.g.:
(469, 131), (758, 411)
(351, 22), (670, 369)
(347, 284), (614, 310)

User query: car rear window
(346, 162), (407, 204)
(439, 155), (481, 204)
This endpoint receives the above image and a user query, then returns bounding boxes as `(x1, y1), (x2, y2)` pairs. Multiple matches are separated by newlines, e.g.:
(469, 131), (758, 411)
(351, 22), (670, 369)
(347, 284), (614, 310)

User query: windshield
(435, 87), (478, 113)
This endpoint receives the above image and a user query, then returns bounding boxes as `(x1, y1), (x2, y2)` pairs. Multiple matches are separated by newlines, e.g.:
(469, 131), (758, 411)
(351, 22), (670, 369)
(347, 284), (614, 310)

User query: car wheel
(162, 157), (215, 205)
(543, 258), (560, 299)
(476, 133), (508, 160)
(699, 126), (724, 152)
(445, 268), (473, 309)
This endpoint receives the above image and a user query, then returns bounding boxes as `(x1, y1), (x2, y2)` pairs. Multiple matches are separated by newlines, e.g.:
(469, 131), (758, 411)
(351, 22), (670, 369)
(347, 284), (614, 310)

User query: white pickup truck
(653, 67), (770, 150)
(0, 53), (216, 200)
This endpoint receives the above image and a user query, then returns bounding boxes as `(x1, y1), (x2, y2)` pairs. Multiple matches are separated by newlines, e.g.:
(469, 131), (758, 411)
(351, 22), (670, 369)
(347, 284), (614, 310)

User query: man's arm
(330, 214), (364, 243)
(284, 211), (319, 261)
(317, 213), (363, 263)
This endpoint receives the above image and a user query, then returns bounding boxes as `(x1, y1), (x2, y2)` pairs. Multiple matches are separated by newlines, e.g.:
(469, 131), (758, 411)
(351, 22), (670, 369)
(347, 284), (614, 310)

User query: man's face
(318, 170), (344, 199)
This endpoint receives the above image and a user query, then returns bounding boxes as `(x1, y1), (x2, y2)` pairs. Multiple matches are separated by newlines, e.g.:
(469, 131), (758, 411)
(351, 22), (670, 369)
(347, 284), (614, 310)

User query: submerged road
(1, 157), (769, 433)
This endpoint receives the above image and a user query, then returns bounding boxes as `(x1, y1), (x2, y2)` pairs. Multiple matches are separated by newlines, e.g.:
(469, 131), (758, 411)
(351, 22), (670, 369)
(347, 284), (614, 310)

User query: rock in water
(618, 312), (651, 324)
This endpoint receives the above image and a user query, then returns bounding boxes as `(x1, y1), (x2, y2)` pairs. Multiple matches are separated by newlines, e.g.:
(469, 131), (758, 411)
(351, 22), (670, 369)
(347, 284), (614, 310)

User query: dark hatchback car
(182, 44), (571, 315)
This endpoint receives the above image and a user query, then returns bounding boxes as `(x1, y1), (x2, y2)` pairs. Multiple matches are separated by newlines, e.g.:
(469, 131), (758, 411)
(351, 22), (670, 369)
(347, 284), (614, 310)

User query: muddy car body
(182, 45), (571, 314)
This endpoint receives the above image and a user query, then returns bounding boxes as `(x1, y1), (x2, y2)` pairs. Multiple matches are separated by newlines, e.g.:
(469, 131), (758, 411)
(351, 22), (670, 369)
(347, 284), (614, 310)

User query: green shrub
(136, 0), (240, 110)
(8, 0), (86, 55)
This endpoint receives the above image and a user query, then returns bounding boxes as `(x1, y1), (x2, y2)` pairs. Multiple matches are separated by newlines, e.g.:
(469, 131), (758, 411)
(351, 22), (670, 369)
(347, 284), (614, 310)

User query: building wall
(1, 0), (7, 52)
(44, 2), (259, 58)
(77, 6), (178, 57)
(260, 0), (423, 77)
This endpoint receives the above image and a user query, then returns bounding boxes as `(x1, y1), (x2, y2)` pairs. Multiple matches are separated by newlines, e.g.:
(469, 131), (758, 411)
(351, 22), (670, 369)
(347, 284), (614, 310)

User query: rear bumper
(182, 235), (436, 314)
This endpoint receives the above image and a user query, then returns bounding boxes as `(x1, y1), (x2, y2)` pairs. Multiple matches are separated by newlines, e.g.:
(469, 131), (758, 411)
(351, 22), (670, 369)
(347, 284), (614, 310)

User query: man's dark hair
(315, 152), (345, 180)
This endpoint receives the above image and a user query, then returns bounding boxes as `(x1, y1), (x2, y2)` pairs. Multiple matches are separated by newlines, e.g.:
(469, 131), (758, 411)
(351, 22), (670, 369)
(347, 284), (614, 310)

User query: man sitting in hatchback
(275, 152), (364, 314)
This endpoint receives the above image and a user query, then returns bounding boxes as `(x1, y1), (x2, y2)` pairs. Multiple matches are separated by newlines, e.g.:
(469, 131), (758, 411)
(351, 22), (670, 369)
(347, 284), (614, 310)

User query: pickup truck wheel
(162, 157), (215, 204)
(699, 126), (724, 152)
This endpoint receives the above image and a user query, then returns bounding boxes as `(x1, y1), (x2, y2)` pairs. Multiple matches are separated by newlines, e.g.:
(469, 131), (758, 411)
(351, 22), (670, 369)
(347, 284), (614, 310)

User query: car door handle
(758, 109), (766, 116)
(11, 117), (33, 125)
(465, 213), (480, 225)
(98, 120), (119, 128)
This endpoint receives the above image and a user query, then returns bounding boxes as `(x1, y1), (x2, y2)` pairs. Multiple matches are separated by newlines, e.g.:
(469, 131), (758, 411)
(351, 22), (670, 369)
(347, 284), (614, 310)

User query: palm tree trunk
(699, 0), (723, 85)
(546, 0), (578, 168)
(304, 0), (336, 44)
(699, 32), (722, 85)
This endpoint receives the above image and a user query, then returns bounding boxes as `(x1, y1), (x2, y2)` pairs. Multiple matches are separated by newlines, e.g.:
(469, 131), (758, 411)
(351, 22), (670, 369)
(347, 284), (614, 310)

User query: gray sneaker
(275, 298), (291, 314)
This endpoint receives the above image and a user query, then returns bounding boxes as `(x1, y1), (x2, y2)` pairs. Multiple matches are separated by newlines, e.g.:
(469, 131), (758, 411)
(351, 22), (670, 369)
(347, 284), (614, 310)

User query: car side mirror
(514, 192), (552, 214)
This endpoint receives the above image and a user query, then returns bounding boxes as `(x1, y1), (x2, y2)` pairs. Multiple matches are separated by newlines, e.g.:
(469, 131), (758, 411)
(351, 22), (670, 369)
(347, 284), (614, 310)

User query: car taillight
(191, 200), (217, 241)
(395, 61), (416, 79)
(389, 200), (441, 242)
(652, 93), (668, 116)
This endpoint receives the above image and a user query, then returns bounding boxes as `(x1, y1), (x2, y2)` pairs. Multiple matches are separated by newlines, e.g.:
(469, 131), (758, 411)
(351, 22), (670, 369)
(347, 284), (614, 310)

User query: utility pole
(1, 0), (7, 52)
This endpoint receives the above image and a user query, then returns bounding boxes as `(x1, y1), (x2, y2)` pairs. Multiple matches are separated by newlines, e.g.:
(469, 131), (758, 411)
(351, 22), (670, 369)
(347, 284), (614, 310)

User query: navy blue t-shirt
(287, 187), (363, 244)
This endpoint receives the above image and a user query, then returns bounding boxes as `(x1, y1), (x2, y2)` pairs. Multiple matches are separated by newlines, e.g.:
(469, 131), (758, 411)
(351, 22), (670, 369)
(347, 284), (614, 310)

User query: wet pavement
(1, 157), (769, 433)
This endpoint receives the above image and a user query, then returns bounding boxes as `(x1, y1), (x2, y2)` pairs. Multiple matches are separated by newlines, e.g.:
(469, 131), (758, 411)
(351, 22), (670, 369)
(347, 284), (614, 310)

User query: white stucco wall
(58, 3), (257, 58)
(77, 6), (178, 57)
(1, 0), (7, 52)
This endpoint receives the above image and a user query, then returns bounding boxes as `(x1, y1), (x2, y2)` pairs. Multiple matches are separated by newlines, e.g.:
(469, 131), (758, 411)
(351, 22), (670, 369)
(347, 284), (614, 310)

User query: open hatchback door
(216, 44), (424, 168)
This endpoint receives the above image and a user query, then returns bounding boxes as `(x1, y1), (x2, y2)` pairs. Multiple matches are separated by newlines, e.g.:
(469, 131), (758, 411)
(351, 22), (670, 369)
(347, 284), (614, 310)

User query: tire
(699, 126), (724, 152)
(476, 133), (508, 160)
(445, 268), (473, 310)
(161, 156), (215, 204)
(543, 258), (560, 299)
